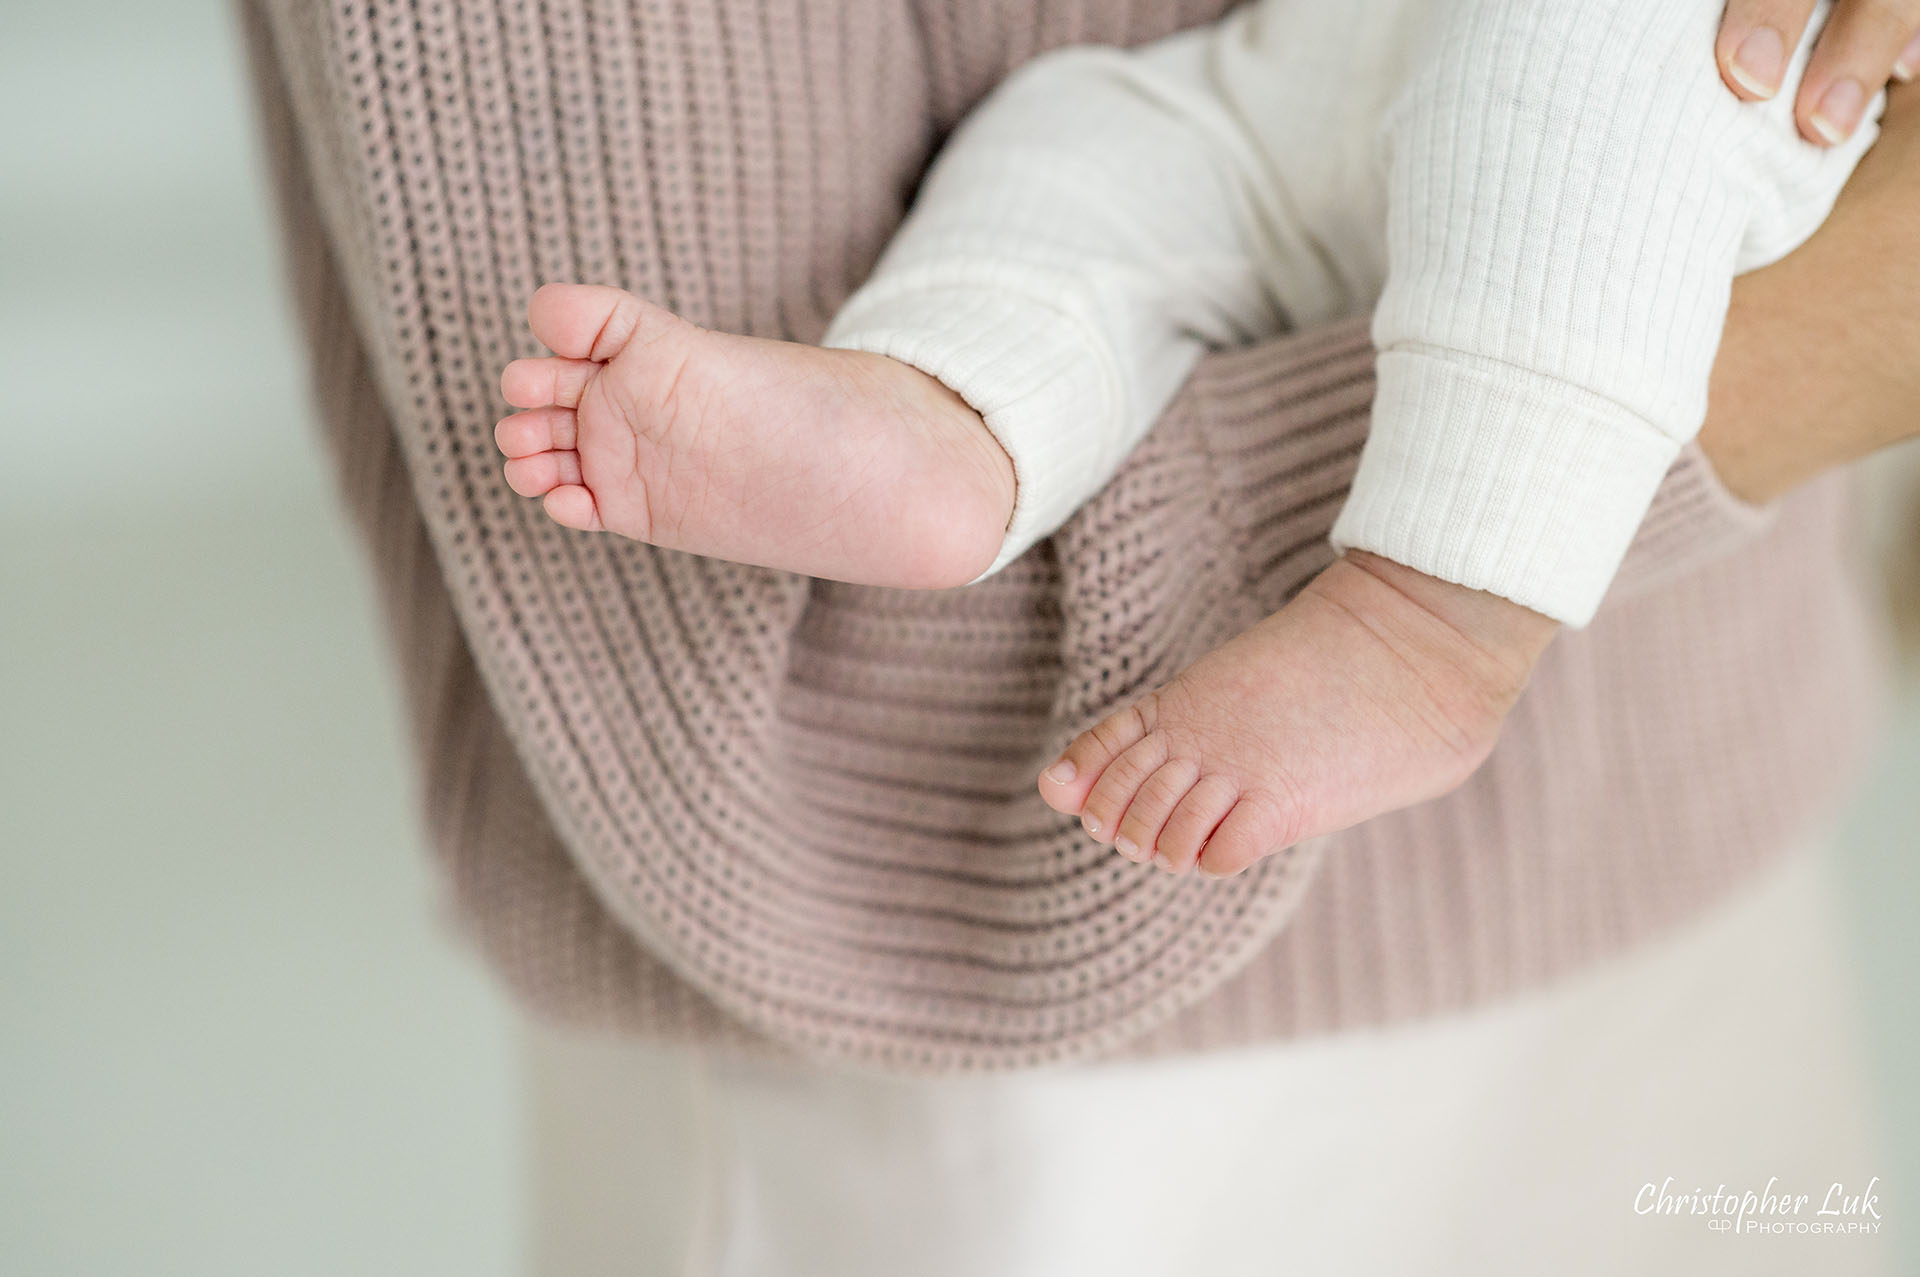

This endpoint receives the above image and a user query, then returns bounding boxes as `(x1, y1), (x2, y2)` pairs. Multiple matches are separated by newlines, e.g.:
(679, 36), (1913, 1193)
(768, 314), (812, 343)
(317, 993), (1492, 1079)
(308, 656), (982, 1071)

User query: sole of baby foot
(1039, 551), (1559, 878)
(495, 282), (1017, 589)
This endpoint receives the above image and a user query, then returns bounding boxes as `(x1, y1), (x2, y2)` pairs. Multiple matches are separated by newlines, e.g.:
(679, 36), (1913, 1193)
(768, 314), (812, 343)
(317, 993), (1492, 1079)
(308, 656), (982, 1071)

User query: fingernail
(1044, 760), (1076, 785)
(1729, 27), (1785, 98)
(1113, 836), (1141, 861)
(1896, 32), (1920, 82)
(1811, 78), (1866, 144)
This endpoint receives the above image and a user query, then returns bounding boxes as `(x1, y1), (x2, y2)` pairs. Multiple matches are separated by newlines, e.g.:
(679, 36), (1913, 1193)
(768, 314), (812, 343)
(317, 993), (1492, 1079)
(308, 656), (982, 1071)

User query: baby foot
(1039, 552), (1560, 877)
(495, 283), (1016, 589)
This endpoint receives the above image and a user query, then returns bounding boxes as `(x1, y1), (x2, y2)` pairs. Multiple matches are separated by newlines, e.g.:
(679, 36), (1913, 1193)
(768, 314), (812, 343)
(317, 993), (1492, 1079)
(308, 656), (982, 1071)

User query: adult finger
(1718, 0), (1821, 100)
(1794, 0), (1920, 143)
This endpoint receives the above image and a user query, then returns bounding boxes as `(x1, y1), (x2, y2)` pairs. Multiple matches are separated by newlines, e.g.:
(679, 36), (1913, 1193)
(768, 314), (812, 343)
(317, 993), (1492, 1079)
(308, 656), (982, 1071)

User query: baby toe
(1195, 792), (1299, 880)
(529, 283), (690, 362)
(503, 450), (583, 498)
(1037, 698), (1157, 817)
(501, 356), (600, 410)
(1154, 774), (1238, 874)
(495, 406), (576, 459)
(527, 283), (645, 360)
(1112, 760), (1200, 864)
(542, 484), (604, 532)
(1077, 734), (1168, 845)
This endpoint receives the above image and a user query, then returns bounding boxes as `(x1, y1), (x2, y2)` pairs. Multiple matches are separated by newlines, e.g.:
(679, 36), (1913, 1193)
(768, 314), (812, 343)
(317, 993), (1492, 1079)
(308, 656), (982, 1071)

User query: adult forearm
(1700, 79), (1920, 503)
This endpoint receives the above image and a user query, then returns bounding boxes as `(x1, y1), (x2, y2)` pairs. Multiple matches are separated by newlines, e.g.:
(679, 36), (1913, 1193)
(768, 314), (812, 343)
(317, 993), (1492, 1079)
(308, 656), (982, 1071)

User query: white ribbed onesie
(823, 0), (1879, 624)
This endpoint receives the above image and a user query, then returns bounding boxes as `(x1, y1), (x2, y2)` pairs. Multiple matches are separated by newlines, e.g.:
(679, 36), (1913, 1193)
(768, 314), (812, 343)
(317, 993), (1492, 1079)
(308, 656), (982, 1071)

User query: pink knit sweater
(242, 0), (1884, 1072)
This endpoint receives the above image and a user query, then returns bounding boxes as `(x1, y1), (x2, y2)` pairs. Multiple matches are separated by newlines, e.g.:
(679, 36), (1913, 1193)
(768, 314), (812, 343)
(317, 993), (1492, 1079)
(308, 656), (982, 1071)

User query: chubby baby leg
(1040, 553), (1559, 877)
(496, 284), (1016, 589)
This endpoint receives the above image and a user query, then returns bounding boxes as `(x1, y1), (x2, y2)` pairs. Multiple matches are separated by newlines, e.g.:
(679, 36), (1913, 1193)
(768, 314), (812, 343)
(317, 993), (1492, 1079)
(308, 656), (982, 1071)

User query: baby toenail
(1044, 760), (1077, 784)
(1152, 852), (1176, 872)
(1113, 836), (1139, 860)
(1083, 814), (1101, 837)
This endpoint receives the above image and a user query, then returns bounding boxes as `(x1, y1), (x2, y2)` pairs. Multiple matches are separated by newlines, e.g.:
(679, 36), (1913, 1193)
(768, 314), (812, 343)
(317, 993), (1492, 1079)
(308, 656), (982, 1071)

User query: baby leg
(499, 20), (1298, 586)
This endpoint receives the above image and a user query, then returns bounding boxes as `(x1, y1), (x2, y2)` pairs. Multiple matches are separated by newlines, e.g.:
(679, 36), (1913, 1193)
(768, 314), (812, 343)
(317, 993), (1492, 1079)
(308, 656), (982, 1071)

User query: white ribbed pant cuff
(1330, 348), (1681, 626)
(824, 272), (1129, 580)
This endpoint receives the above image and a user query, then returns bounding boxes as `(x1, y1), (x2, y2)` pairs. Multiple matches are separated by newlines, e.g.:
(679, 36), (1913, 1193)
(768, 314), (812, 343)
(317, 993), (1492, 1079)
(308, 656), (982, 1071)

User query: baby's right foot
(495, 284), (1016, 589)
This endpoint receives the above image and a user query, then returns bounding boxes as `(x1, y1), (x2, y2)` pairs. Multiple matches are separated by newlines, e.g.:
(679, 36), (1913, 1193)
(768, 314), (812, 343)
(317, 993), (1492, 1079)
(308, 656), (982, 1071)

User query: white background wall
(1, 1), (1913, 1273)
(0, 3), (521, 1274)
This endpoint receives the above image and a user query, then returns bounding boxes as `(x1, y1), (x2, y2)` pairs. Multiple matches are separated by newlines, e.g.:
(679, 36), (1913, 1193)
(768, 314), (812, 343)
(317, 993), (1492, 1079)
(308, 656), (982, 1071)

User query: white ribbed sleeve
(824, 0), (1876, 611)
(1330, 0), (1877, 623)
(823, 40), (1290, 578)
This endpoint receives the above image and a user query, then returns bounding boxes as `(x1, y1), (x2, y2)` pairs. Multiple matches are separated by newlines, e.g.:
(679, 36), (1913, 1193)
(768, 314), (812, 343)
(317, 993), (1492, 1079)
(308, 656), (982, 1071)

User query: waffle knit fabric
(241, 0), (1885, 1074)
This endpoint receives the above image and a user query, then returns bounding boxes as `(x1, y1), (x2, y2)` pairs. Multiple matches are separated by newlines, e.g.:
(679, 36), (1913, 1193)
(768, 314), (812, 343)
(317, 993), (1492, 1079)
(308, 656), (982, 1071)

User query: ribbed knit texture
(823, 0), (1875, 623)
(1342, 0), (1878, 623)
(243, 0), (1883, 1073)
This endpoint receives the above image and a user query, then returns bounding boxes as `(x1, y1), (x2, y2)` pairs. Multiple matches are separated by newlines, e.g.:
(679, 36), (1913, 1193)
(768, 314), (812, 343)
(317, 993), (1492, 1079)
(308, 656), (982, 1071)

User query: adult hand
(1717, 0), (1920, 143)
(1699, 75), (1920, 501)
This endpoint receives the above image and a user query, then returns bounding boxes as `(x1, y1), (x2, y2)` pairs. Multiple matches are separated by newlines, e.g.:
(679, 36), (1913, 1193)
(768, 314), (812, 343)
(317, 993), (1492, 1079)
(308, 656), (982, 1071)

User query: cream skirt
(524, 843), (1895, 1276)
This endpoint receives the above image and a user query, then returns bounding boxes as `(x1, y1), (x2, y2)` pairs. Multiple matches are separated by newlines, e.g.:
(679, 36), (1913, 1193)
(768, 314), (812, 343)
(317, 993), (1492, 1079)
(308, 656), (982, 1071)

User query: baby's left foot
(1039, 552), (1559, 877)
